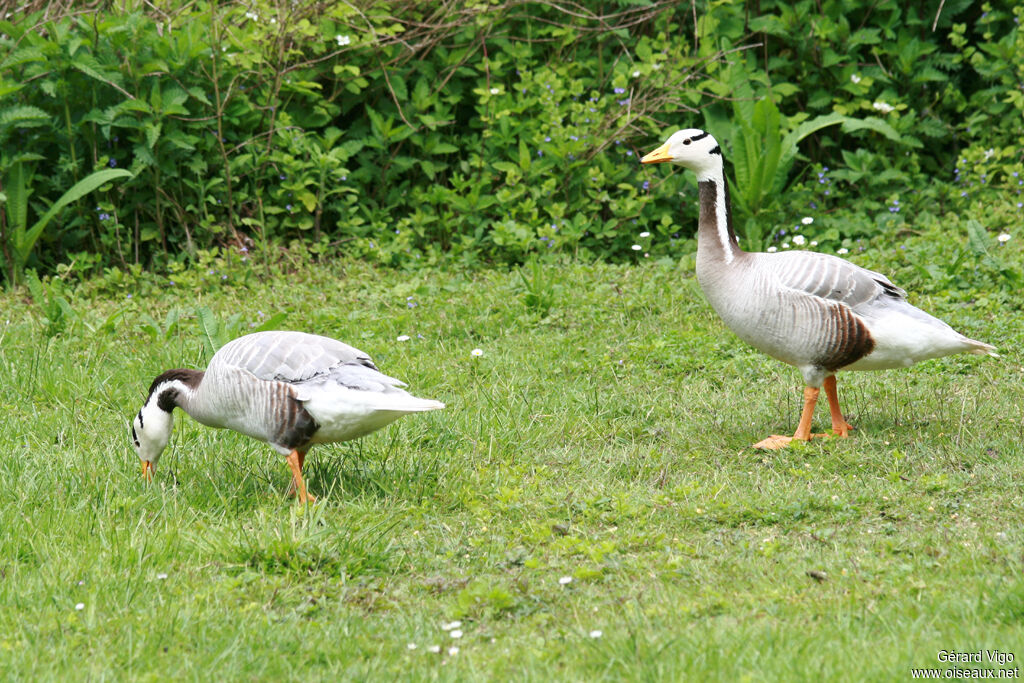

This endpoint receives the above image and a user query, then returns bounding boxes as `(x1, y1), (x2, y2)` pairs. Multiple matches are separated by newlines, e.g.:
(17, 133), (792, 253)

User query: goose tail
(376, 394), (446, 413)
(966, 340), (998, 357)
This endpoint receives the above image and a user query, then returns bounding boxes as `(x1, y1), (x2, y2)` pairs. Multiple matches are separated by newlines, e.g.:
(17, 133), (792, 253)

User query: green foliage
(0, 164), (131, 285)
(516, 257), (560, 319)
(0, 0), (1020, 282)
(23, 268), (74, 337)
(195, 304), (286, 356)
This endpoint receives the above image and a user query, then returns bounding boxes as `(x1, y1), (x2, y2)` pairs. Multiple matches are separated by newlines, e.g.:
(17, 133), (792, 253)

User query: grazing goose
(131, 331), (444, 502)
(641, 129), (996, 449)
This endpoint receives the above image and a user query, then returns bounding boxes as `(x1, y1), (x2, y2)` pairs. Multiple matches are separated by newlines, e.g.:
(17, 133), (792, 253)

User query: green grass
(1, 236), (1022, 680)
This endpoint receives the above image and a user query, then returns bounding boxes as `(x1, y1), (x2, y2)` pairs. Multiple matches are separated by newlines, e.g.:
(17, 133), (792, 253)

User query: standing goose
(131, 331), (444, 502)
(641, 129), (995, 449)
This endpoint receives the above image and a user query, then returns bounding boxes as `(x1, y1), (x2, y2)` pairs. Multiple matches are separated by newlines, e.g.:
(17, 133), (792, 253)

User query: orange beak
(640, 142), (672, 164)
(141, 460), (154, 481)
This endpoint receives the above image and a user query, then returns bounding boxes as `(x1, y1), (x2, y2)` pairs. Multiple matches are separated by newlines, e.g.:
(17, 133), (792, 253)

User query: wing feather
(759, 250), (905, 310)
(211, 331), (377, 383)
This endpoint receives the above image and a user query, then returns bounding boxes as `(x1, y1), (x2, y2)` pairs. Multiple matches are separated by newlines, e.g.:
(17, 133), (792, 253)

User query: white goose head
(131, 369), (202, 479)
(640, 129), (723, 181)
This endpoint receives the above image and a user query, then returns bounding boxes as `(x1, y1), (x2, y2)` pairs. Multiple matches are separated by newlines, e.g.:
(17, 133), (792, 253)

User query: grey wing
(763, 250), (905, 309)
(292, 361), (408, 399)
(211, 331), (378, 383)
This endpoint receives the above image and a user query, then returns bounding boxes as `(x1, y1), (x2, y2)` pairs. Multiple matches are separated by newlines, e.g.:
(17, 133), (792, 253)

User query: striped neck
(145, 369), (204, 414)
(696, 166), (739, 264)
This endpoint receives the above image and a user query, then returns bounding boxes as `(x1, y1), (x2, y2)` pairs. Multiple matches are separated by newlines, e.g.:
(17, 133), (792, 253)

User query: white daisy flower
(407, 643), (418, 650)
(559, 576), (573, 585)
(766, 246), (777, 253)
(396, 334), (410, 342)
(441, 621), (462, 631)
(470, 348), (483, 357)
(639, 231), (651, 238)
(589, 629), (603, 638)
(837, 247), (849, 255)
(448, 646), (460, 655)
(75, 603), (85, 611)
(335, 34), (350, 46)
(450, 630), (463, 639)
(801, 216), (814, 225)
(872, 101), (895, 114)
(850, 74), (862, 84)
(631, 244), (642, 251)
(792, 235), (806, 246)
(997, 233), (1011, 243)
(489, 87), (500, 95)
(427, 645), (441, 654)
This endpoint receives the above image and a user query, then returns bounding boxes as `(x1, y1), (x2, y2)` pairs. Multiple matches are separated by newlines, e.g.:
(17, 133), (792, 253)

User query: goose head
(131, 402), (173, 479)
(641, 129), (722, 181)
(130, 369), (201, 479)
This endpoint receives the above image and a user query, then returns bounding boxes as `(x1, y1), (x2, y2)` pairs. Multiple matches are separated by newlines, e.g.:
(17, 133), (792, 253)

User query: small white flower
(850, 74), (862, 84)
(639, 231), (651, 238)
(407, 643), (418, 650)
(589, 629), (603, 638)
(441, 620), (462, 631)
(872, 101), (895, 114)
(559, 576), (573, 585)
(997, 233), (1011, 243)
(450, 629), (463, 639)
(470, 348), (483, 357)
(156, 573), (168, 580)
(837, 247), (849, 255)
(427, 645), (441, 654)
(984, 148), (995, 160)
(632, 70), (640, 77)
(801, 216), (814, 225)
(782, 242), (790, 249)
(792, 235), (806, 246)
(335, 34), (350, 46)
(766, 246), (778, 253)
(489, 87), (500, 95)
(75, 603), (85, 611)
(396, 334), (411, 342)
(448, 646), (460, 656)
(631, 244), (642, 251)
(810, 240), (818, 247)
(245, 11), (258, 20)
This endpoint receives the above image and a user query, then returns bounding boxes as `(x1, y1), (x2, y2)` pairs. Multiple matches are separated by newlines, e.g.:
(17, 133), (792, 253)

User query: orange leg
(823, 375), (854, 437)
(285, 450), (316, 504)
(141, 460), (154, 481)
(753, 386), (826, 450)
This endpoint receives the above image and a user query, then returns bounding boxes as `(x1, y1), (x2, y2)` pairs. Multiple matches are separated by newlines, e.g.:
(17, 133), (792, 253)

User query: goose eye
(683, 138), (691, 145)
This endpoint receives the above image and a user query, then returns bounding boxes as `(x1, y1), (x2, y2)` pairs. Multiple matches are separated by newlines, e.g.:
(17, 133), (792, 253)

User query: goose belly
(305, 404), (405, 443)
(301, 387), (419, 444)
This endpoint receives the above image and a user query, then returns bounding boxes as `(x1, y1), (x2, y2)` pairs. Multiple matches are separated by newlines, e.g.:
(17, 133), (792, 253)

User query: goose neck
(696, 170), (740, 265)
(147, 368), (205, 417)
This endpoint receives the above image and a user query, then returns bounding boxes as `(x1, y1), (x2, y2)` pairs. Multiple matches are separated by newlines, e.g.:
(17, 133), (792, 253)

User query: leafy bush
(0, 0), (1020, 286)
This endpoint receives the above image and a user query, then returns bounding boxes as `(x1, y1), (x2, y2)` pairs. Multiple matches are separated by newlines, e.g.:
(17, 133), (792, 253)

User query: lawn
(0, 232), (1022, 680)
